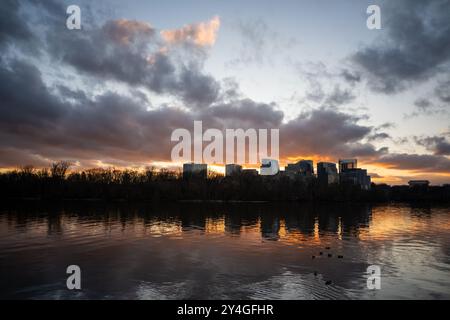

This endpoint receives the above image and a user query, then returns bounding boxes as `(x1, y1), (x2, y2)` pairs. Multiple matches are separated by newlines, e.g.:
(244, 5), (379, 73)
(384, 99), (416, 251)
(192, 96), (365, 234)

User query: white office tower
(260, 159), (280, 176)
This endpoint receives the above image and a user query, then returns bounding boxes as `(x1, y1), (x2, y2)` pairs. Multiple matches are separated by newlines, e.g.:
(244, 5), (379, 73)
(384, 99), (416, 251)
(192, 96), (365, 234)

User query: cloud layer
(0, 0), (448, 184)
(351, 0), (450, 94)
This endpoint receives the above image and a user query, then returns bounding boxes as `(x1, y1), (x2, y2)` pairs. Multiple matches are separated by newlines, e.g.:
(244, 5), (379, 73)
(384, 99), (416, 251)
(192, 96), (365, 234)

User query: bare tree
(20, 165), (35, 175)
(51, 161), (71, 179)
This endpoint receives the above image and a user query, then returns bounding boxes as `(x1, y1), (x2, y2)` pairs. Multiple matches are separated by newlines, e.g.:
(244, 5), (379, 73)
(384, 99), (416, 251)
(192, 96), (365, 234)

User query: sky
(0, 0), (449, 184)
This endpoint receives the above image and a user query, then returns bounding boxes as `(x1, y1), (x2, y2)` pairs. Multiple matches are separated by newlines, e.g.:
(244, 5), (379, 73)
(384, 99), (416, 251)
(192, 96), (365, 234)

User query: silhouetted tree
(51, 161), (71, 179)
(0, 165), (448, 202)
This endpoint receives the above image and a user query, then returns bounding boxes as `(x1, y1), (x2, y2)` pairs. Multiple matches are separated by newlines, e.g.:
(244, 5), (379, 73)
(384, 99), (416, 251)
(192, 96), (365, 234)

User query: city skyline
(1, 0), (449, 186)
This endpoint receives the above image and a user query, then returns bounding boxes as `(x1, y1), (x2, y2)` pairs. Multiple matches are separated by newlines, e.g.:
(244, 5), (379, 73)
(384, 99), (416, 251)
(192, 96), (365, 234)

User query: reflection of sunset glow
(279, 219), (287, 238)
(3, 206), (450, 247)
(237, 218), (262, 242)
(314, 217), (320, 243)
(147, 221), (182, 237)
(359, 206), (450, 241)
(267, 216), (323, 246)
(205, 217), (225, 234)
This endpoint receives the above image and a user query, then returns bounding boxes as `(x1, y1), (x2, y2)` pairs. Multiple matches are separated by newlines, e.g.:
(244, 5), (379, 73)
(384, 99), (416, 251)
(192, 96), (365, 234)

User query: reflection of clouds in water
(1, 202), (450, 299)
(238, 270), (346, 300)
(136, 281), (193, 300)
(135, 271), (347, 300)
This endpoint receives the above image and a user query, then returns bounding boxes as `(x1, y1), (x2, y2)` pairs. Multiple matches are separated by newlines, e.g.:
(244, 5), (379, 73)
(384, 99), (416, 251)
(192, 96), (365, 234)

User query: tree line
(0, 162), (449, 202)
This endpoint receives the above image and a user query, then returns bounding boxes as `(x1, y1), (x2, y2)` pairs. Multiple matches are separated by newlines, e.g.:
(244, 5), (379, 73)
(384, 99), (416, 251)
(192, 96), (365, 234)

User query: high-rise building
(337, 159), (371, 189)
(225, 164), (242, 177)
(285, 160), (314, 176)
(317, 162), (339, 185)
(183, 163), (207, 179)
(340, 168), (371, 190)
(339, 159), (357, 173)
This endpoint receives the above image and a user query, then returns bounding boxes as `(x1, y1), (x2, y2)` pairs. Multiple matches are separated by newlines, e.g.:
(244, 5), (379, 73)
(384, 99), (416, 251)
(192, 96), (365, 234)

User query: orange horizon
(1, 159), (449, 186)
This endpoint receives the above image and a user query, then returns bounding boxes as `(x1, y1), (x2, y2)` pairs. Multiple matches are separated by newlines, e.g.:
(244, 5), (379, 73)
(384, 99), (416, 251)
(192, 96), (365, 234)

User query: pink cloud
(161, 16), (220, 47)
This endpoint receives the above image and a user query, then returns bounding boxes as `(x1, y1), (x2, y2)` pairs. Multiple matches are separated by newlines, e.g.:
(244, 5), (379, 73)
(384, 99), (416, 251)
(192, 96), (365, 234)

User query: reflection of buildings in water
(206, 204), (374, 243)
(47, 211), (65, 235)
(260, 215), (280, 241)
(283, 211), (316, 237)
(180, 213), (207, 232)
(1, 202), (373, 241)
(223, 207), (260, 236)
(224, 214), (243, 235)
(274, 204), (373, 244)
(316, 204), (372, 238)
(339, 205), (372, 237)
(318, 214), (339, 234)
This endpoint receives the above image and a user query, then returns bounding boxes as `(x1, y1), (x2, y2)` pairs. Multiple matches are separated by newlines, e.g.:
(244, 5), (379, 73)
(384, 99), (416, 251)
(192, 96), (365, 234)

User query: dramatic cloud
(0, 62), (196, 166)
(43, 7), (220, 107)
(281, 108), (385, 159)
(376, 153), (450, 173)
(0, 49), (280, 167)
(351, 0), (450, 93)
(102, 19), (155, 45)
(0, 0), (448, 184)
(0, 0), (40, 53)
(415, 135), (450, 155)
(0, 60), (63, 127)
(161, 16), (220, 47)
(205, 99), (284, 129)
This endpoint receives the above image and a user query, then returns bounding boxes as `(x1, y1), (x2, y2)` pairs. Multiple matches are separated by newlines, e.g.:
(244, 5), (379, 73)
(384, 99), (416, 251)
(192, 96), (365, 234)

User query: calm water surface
(0, 202), (449, 299)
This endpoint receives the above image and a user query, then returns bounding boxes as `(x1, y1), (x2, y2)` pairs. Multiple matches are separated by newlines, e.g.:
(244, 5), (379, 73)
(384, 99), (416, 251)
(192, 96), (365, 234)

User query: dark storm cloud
(280, 108), (385, 159)
(351, 0), (450, 93)
(0, 0), (41, 53)
(175, 66), (220, 107)
(0, 81), (196, 166)
(376, 153), (450, 172)
(414, 135), (450, 156)
(0, 59), (63, 127)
